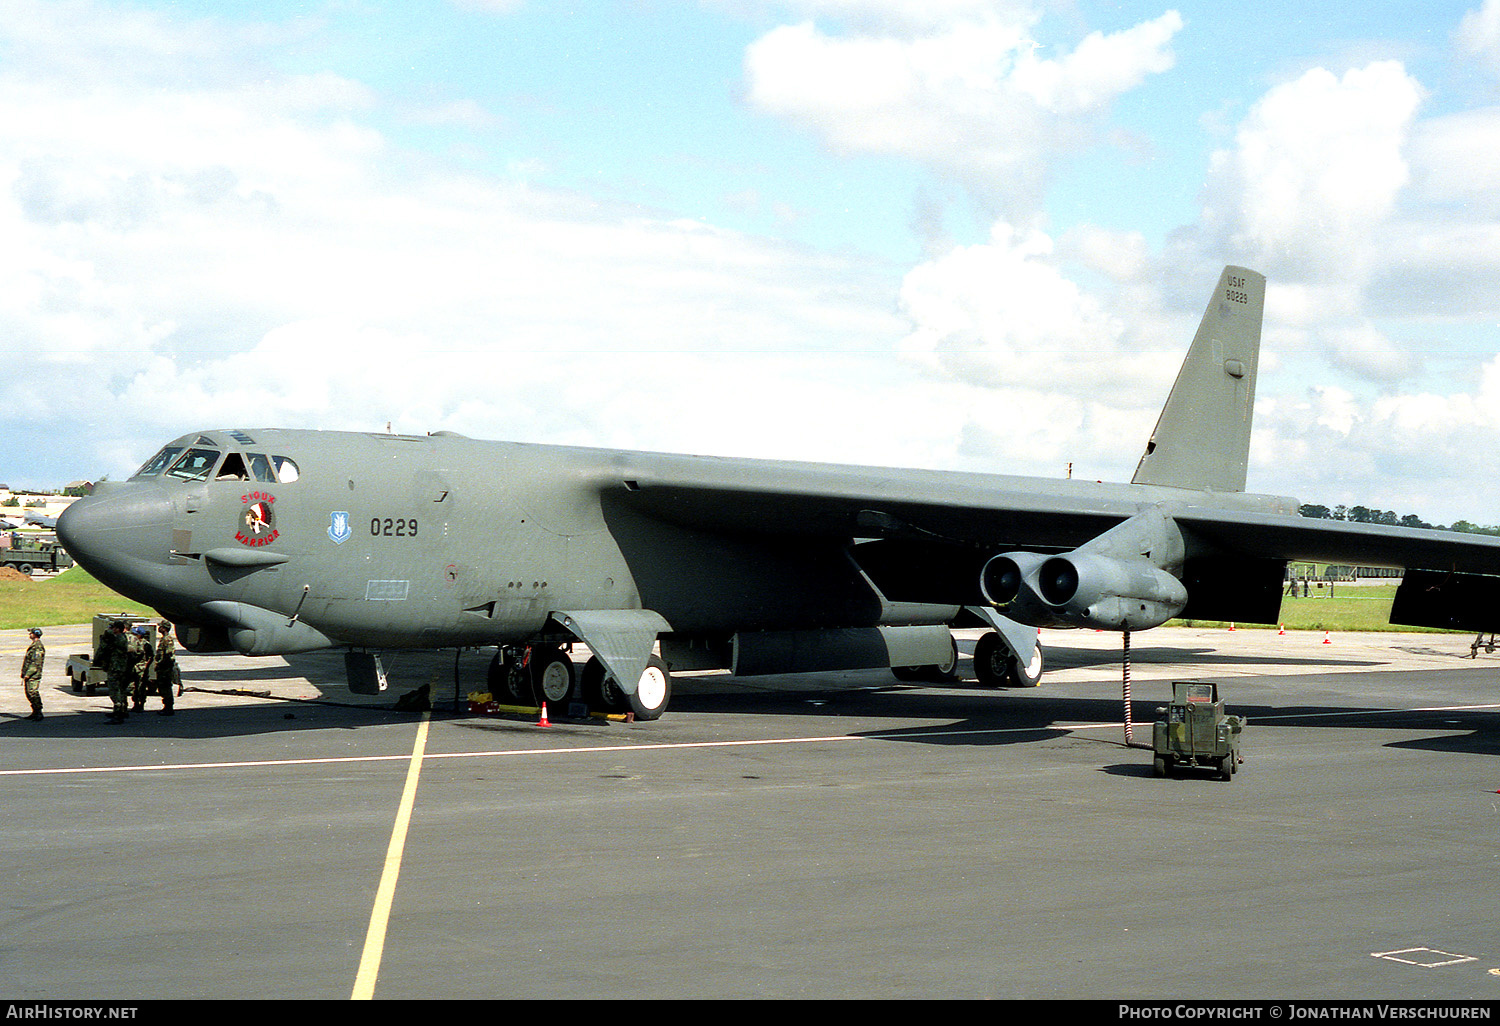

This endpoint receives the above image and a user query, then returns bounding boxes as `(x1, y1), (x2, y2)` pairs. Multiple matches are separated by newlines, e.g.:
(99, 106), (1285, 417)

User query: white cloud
(742, 7), (1183, 216)
(1199, 61), (1422, 285)
(0, 0), (933, 485)
(1458, 0), (1500, 71)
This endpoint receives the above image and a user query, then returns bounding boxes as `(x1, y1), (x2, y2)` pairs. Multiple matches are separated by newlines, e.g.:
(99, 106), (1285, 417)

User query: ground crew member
(21, 627), (44, 721)
(94, 620), (135, 724)
(151, 621), (180, 716)
(129, 626), (152, 712)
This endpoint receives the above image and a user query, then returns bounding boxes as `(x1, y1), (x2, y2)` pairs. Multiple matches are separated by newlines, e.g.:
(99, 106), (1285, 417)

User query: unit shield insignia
(329, 510), (352, 545)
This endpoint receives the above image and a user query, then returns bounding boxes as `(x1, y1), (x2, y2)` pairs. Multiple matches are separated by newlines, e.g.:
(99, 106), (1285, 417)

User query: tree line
(1298, 504), (1500, 537)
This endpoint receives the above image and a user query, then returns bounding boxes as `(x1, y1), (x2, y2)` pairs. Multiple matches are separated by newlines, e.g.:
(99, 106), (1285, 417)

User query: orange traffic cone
(538, 701), (551, 727)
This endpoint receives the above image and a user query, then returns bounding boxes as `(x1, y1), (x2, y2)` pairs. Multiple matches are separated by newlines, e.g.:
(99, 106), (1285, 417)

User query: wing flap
(1175, 508), (1500, 575)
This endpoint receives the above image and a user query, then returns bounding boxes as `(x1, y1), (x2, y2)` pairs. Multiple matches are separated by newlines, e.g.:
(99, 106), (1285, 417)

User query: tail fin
(1131, 266), (1265, 493)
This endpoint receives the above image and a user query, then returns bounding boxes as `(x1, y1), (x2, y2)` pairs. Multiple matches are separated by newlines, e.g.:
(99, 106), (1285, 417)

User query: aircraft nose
(58, 483), (175, 580)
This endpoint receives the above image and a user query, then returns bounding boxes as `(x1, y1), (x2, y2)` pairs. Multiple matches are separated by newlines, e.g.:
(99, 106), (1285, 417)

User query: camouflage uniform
(130, 628), (151, 711)
(21, 630), (44, 720)
(126, 629), (150, 712)
(94, 623), (137, 723)
(150, 624), (179, 716)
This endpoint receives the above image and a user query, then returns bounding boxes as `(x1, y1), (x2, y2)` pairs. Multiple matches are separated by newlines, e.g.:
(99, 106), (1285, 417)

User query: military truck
(65, 614), (159, 694)
(0, 532), (74, 576)
(1153, 680), (1245, 780)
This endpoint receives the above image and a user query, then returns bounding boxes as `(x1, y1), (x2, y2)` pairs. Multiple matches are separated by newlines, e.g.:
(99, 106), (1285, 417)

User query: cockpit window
(216, 453), (249, 481)
(211, 452), (280, 483)
(273, 456), (300, 483)
(130, 446), (185, 480)
(164, 448), (222, 481)
(246, 453), (276, 483)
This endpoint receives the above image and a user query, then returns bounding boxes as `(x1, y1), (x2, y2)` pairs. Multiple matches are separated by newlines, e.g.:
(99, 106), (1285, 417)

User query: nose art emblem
(236, 491), (280, 547)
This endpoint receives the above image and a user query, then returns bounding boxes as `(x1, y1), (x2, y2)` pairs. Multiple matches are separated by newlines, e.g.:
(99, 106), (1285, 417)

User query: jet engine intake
(980, 551), (1187, 631)
(979, 552), (1048, 608)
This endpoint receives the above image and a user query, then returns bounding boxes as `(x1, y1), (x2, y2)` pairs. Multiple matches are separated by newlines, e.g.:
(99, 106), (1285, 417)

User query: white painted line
(0, 732), (865, 778)
(1371, 947), (1478, 967)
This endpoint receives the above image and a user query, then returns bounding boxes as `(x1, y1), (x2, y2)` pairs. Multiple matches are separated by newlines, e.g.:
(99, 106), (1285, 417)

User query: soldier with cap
(21, 627), (44, 721)
(150, 620), (180, 716)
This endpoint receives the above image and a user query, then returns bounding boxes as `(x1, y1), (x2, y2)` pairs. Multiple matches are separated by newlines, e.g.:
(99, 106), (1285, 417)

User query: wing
(597, 454), (1500, 632)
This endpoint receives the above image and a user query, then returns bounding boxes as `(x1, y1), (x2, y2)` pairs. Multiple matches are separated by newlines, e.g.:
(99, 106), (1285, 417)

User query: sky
(6, 0), (1500, 525)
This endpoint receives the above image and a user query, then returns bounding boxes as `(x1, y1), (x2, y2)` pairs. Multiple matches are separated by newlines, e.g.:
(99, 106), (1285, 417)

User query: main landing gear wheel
(972, 631), (1044, 688)
(488, 651), (529, 704)
(582, 654), (672, 720)
(972, 632), (1008, 688)
(629, 656), (672, 720)
(530, 647), (576, 708)
(1009, 638), (1044, 687)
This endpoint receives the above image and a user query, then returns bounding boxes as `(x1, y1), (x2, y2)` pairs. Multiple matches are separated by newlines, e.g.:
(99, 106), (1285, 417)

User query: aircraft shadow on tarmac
(1045, 643), (1386, 671)
(669, 681), (1500, 753)
(11, 641), (1497, 753)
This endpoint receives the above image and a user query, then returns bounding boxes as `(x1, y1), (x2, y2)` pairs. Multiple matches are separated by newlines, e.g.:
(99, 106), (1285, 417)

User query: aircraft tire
(581, 656), (625, 712)
(531, 647), (576, 707)
(1007, 640), (1043, 688)
(627, 656), (671, 721)
(488, 652), (528, 704)
(972, 632), (1009, 688)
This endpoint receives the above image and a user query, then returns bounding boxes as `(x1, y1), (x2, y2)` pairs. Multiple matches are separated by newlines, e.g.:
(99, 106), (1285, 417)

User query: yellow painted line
(351, 711), (430, 1001)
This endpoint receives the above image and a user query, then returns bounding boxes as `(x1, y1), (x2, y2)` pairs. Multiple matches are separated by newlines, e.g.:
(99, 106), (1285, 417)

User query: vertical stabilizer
(1131, 266), (1265, 493)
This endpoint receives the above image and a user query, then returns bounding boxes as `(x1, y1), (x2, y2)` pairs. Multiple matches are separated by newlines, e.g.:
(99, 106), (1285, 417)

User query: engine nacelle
(980, 551), (1188, 631)
(1036, 552), (1188, 630)
(979, 551), (1049, 608)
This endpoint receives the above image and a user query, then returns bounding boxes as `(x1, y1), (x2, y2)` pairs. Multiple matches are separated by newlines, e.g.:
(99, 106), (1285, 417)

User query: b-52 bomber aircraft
(58, 267), (1500, 719)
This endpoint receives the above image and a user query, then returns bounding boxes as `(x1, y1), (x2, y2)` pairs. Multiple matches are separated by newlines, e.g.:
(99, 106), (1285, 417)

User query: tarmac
(1, 623), (1498, 1000)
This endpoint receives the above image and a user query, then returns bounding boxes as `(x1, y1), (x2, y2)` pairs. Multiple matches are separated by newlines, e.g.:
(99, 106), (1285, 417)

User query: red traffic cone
(538, 701), (551, 727)
(1322, 631), (1332, 645)
(1228, 622), (1236, 631)
(1278, 624), (1286, 635)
